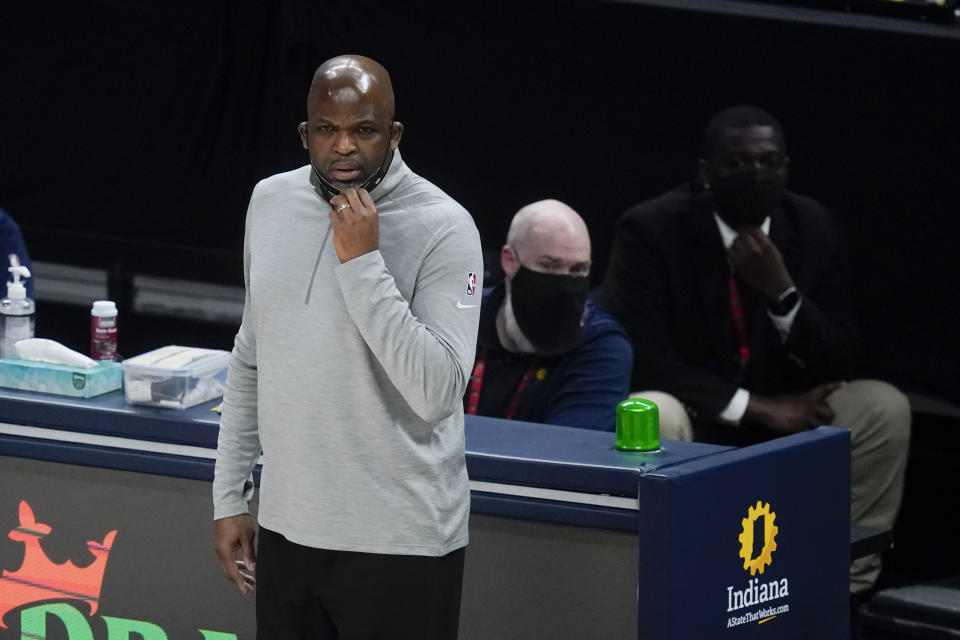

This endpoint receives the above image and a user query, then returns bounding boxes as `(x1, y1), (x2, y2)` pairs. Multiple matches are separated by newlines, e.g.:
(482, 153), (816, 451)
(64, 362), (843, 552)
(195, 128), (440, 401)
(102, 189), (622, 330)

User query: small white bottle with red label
(90, 300), (118, 361)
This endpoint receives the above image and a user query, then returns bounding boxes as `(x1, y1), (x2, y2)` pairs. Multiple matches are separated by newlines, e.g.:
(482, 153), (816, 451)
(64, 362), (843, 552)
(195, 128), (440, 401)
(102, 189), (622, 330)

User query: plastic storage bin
(122, 346), (230, 409)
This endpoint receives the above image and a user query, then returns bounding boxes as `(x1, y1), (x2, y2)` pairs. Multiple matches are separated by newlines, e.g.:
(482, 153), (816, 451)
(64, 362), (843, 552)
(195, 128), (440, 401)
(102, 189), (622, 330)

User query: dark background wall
(2, 0), (958, 401)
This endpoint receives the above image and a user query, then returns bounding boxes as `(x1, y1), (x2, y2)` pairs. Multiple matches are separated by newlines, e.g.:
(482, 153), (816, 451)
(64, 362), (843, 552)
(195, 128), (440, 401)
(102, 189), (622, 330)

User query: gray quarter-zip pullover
(213, 152), (483, 555)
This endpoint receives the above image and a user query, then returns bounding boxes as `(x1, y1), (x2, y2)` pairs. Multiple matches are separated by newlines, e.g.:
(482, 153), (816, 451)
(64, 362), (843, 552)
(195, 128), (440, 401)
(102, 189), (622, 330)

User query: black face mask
(310, 147), (394, 203)
(710, 168), (785, 226)
(508, 267), (590, 356)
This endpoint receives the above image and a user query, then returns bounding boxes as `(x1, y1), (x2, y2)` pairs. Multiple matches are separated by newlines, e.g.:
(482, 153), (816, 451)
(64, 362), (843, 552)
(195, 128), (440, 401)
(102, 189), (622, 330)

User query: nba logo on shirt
(466, 273), (477, 296)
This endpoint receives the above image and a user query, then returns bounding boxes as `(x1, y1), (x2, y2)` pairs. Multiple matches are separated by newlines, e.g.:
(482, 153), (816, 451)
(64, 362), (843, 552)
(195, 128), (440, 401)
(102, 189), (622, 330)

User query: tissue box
(0, 358), (122, 398)
(121, 346), (230, 409)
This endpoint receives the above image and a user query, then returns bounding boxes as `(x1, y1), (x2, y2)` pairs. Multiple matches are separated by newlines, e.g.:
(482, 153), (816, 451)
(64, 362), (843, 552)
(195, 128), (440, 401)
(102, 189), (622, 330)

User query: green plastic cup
(615, 398), (660, 452)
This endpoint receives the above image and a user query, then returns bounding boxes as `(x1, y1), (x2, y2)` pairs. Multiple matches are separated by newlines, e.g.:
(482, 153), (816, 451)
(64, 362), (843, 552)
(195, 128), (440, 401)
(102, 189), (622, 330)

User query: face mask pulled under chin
(508, 267), (590, 356)
(310, 148), (393, 203)
(710, 168), (785, 226)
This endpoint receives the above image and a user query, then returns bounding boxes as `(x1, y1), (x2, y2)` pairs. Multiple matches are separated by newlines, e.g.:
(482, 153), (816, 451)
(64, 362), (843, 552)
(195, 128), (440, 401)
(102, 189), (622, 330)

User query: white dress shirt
(713, 214), (801, 425)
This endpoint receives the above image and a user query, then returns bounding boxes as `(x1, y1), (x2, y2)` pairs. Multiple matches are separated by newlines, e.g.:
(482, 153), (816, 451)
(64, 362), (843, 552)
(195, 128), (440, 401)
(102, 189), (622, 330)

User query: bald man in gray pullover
(213, 56), (482, 639)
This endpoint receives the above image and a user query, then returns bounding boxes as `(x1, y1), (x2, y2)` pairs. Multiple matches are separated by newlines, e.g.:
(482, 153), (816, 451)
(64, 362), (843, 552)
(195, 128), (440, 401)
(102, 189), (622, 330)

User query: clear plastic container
(121, 346), (230, 409)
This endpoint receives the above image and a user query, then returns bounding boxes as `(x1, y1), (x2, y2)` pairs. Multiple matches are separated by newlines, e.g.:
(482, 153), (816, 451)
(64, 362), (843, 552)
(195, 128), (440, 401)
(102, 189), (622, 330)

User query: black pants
(256, 527), (465, 640)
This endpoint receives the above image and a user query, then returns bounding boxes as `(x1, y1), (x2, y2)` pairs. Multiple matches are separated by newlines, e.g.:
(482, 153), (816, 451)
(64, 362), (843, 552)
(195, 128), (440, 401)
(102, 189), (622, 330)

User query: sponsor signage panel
(0, 458), (255, 640)
(636, 427), (850, 638)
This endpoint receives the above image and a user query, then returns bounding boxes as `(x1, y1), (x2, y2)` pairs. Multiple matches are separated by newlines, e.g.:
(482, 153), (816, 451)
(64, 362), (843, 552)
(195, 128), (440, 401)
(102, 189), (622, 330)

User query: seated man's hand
(743, 382), (842, 434)
(214, 514), (257, 595)
(728, 227), (794, 301)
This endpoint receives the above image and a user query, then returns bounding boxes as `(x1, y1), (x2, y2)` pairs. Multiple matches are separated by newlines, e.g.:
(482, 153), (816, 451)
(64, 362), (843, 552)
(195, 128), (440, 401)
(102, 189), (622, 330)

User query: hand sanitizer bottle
(0, 264), (35, 359)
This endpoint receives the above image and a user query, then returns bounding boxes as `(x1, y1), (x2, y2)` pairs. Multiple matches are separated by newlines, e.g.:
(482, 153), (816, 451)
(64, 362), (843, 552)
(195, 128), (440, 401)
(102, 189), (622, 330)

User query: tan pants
(632, 380), (911, 593)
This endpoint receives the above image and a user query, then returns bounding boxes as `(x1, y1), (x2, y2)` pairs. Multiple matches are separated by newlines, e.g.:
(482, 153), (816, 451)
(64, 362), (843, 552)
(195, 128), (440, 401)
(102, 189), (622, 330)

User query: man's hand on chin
(728, 226), (794, 301)
(329, 188), (380, 263)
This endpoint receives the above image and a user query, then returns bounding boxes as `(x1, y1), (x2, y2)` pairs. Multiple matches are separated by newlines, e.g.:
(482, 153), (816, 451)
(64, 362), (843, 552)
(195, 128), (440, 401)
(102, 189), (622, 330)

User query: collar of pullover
(367, 148), (406, 203)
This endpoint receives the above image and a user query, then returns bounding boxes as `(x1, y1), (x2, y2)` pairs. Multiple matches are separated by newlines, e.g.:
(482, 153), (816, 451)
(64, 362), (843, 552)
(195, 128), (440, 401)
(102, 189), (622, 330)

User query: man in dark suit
(601, 106), (909, 594)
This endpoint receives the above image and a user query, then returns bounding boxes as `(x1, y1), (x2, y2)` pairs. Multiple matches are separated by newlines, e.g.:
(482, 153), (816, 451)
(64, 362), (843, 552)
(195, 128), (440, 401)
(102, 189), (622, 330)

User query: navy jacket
(467, 283), (632, 431)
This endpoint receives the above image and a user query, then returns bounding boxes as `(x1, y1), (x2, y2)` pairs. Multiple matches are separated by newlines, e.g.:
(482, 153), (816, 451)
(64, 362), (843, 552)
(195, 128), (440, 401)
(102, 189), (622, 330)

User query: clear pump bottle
(0, 265), (35, 359)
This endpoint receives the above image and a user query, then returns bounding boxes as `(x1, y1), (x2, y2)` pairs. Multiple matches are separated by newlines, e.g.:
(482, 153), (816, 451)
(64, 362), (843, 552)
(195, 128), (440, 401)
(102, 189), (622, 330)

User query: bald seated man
(213, 55), (482, 639)
(465, 200), (632, 429)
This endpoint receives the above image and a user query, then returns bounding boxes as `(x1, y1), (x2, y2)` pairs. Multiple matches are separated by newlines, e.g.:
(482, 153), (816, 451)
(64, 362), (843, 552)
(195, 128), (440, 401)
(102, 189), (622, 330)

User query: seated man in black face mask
(465, 199), (632, 430)
(600, 105), (910, 596)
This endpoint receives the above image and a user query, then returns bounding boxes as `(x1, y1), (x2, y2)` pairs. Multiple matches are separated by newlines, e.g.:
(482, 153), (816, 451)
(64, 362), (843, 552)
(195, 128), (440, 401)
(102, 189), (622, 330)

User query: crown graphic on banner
(0, 500), (117, 628)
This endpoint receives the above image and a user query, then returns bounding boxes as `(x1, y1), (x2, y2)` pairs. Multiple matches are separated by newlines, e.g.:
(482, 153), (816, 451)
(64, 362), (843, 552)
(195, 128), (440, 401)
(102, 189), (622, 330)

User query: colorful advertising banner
(0, 456), (256, 640)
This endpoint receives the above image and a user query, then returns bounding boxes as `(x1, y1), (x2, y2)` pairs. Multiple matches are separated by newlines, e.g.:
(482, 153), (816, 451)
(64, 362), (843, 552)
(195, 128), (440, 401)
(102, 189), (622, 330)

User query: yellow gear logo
(738, 501), (778, 575)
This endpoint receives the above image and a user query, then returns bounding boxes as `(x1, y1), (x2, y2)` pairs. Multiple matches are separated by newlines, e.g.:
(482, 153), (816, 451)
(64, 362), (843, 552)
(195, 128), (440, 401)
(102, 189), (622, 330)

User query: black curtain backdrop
(2, 0), (958, 399)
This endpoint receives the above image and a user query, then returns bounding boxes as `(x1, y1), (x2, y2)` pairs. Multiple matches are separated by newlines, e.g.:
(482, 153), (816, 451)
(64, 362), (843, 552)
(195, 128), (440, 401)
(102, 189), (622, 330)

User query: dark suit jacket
(600, 183), (858, 430)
